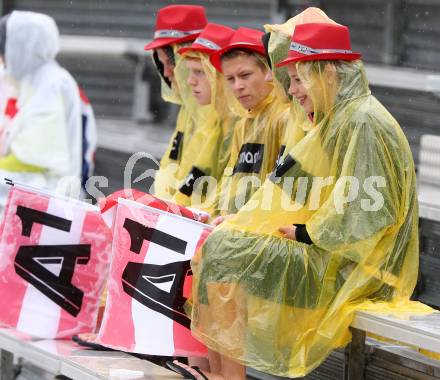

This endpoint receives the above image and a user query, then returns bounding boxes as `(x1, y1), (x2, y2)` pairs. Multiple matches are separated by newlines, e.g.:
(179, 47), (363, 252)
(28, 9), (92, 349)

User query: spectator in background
(0, 15), (17, 145)
(0, 11), (96, 208)
(144, 4), (208, 200)
(78, 88), (97, 194)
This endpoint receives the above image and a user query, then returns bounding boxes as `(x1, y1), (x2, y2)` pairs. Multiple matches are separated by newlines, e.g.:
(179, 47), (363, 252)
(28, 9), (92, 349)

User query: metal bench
(0, 328), (178, 380)
(347, 311), (440, 380)
(416, 135), (440, 314)
(418, 134), (440, 212)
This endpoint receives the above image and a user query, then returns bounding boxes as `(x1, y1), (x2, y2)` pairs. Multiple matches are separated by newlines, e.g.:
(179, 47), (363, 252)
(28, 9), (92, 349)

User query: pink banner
(0, 185), (112, 339)
(97, 198), (211, 357)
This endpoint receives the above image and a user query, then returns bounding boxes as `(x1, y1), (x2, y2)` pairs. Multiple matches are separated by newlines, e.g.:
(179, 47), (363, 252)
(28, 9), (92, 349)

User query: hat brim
(210, 43), (266, 73)
(276, 52), (362, 67)
(144, 34), (200, 51)
(178, 45), (213, 56)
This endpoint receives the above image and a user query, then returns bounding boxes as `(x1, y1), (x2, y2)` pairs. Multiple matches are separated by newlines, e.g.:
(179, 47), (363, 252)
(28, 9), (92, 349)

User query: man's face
(287, 63), (314, 114)
(186, 58), (211, 105)
(222, 54), (272, 110)
(156, 47), (175, 85)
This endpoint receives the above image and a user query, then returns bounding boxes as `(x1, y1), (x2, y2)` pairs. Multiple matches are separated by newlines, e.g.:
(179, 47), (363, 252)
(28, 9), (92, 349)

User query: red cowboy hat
(144, 5), (208, 51)
(276, 23), (361, 67)
(210, 27), (266, 72)
(178, 23), (235, 56)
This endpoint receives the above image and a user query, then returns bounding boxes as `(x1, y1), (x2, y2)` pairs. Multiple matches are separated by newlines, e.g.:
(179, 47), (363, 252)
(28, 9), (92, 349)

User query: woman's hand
(279, 225), (297, 240)
(187, 207), (210, 224)
(197, 213), (210, 223)
(212, 214), (233, 226)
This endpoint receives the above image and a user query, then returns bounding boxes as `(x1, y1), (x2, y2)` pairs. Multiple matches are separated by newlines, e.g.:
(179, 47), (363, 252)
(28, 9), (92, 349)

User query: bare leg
(208, 349), (222, 374)
(220, 354), (246, 380)
(181, 349), (222, 375)
(77, 333), (97, 342)
(188, 356), (210, 371)
(170, 360), (225, 380)
(170, 351), (245, 380)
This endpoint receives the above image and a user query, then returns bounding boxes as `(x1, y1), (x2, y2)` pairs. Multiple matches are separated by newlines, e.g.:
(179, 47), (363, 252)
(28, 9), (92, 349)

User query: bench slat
(352, 311), (440, 355)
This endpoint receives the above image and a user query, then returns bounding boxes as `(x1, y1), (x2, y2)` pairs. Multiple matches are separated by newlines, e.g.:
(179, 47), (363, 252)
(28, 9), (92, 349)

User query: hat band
(193, 37), (221, 51)
(229, 42), (256, 47)
(154, 29), (203, 39)
(290, 42), (353, 55)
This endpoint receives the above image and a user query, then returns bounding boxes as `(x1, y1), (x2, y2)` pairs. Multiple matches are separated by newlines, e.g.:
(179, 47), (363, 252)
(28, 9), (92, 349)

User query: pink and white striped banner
(0, 184), (112, 339)
(97, 198), (211, 357)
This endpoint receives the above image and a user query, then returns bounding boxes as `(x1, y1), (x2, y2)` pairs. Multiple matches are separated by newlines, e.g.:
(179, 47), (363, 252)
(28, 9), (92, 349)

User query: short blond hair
(221, 49), (267, 72)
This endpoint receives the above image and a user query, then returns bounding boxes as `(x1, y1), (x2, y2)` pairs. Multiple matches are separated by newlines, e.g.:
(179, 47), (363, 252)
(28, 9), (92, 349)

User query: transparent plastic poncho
(189, 59), (431, 377)
(265, 7), (339, 153)
(153, 106), (192, 200)
(172, 51), (236, 215)
(212, 55), (289, 216)
(154, 43), (197, 200)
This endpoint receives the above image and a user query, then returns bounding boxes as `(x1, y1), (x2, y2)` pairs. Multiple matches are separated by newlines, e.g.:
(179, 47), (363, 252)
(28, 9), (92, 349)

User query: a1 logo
(121, 218), (192, 328)
(14, 206), (91, 317)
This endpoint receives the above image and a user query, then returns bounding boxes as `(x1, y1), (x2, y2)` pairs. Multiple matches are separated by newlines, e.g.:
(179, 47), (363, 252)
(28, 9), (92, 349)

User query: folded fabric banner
(98, 188), (203, 230)
(0, 182), (112, 338)
(97, 197), (211, 357)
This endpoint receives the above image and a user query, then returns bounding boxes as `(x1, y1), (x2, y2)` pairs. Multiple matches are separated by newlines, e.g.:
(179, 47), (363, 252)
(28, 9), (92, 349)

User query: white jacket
(0, 11), (84, 203)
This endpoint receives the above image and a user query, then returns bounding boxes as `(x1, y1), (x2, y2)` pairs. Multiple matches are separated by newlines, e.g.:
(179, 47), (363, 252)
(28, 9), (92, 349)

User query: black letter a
(14, 206), (91, 316)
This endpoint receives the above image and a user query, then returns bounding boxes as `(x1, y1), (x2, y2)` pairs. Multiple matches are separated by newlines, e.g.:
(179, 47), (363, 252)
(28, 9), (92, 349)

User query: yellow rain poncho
(172, 51), (236, 213)
(216, 92), (288, 215)
(190, 59), (430, 377)
(214, 56), (289, 215)
(264, 7), (338, 152)
(153, 44), (196, 200)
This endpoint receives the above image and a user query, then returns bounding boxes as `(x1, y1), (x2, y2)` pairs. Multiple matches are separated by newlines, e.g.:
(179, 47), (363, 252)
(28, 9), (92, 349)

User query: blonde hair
(221, 49), (267, 72)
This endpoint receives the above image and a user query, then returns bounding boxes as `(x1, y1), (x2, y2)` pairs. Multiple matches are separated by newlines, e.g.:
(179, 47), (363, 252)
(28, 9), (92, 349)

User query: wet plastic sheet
(172, 52), (236, 213)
